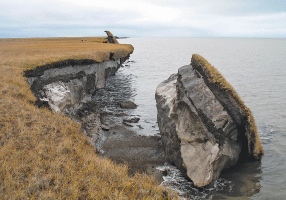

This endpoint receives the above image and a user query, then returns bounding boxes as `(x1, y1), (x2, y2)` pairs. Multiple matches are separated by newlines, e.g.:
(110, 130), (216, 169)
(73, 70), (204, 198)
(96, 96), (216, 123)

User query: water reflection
(218, 161), (262, 198)
(90, 66), (159, 135)
(157, 161), (262, 199)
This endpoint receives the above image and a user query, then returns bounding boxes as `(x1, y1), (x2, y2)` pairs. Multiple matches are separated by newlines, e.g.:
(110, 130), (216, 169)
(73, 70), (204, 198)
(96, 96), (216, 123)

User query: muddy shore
(101, 125), (165, 179)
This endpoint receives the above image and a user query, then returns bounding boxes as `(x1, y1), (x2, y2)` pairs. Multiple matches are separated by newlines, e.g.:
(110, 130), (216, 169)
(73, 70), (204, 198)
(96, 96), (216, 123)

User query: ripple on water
(157, 163), (235, 200)
(90, 67), (159, 135)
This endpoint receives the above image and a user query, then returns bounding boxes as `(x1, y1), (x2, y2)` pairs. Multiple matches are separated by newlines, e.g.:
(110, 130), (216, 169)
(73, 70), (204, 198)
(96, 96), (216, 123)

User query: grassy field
(0, 37), (173, 199)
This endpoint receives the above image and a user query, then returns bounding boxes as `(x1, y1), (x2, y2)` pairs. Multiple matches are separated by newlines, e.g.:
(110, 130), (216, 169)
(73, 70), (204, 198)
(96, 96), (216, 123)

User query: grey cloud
(0, 0), (285, 38)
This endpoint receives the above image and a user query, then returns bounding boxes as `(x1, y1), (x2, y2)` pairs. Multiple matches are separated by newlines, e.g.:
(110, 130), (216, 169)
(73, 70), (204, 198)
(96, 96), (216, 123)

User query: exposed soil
(100, 124), (166, 181)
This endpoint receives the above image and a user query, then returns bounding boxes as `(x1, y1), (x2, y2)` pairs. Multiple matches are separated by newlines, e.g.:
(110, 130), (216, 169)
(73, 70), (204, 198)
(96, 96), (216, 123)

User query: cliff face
(156, 54), (264, 187)
(24, 31), (132, 115)
(24, 38), (167, 173)
(24, 47), (133, 160)
(26, 59), (124, 114)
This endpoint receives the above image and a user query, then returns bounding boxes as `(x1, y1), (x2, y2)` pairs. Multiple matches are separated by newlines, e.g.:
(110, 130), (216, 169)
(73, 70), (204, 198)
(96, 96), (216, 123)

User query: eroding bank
(0, 34), (170, 199)
(25, 59), (126, 114)
(24, 33), (166, 175)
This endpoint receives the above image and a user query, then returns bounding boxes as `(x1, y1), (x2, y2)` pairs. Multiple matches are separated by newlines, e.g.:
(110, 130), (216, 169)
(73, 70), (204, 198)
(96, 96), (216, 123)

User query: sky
(0, 0), (285, 38)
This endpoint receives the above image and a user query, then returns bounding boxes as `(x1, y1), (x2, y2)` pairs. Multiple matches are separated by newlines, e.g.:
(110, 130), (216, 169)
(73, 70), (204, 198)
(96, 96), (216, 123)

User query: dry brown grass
(0, 37), (173, 199)
(191, 54), (264, 160)
(0, 37), (134, 71)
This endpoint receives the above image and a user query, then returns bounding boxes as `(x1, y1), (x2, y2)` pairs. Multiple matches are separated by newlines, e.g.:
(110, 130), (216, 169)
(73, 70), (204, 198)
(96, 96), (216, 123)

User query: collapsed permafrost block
(155, 54), (264, 187)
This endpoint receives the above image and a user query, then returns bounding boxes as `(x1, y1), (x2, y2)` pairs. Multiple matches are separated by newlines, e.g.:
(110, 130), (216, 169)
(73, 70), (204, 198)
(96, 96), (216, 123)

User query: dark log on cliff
(105, 30), (119, 44)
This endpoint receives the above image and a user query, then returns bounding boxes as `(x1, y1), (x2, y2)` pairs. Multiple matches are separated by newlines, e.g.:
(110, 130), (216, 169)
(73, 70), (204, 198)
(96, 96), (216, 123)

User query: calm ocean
(106, 37), (286, 199)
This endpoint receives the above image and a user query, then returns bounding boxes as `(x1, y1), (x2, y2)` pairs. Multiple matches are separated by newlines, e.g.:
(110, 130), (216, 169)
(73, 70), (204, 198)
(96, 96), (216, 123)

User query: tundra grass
(0, 37), (173, 199)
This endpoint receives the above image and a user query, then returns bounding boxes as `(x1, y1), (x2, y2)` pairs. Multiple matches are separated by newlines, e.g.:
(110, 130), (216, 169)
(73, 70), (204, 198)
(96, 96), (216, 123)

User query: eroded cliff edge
(0, 34), (170, 199)
(156, 54), (264, 187)
(23, 32), (132, 149)
(25, 59), (126, 114)
(24, 33), (166, 173)
(24, 32), (131, 114)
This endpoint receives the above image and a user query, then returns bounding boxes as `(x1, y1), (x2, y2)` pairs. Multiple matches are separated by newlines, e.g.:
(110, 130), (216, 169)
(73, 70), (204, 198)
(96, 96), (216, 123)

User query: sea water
(102, 37), (286, 199)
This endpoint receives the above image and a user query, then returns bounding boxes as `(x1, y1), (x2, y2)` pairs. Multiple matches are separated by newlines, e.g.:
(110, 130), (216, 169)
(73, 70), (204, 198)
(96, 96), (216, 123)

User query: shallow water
(100, 37), (286, 199)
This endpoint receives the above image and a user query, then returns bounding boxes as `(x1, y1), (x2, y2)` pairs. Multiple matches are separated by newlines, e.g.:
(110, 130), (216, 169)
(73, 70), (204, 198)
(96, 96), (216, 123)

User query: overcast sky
(0, 0), (285, 38)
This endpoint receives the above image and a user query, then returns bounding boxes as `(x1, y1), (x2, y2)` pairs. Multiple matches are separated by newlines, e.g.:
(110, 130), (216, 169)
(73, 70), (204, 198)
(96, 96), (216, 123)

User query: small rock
(137, 125), (144, 129)
(115, 113), (128, 116)
(101, 111), (114, 116)
(119, 101), (138, 109)
(161, 169), (168, 176)
(122, 121), (134, 127)
(154, 133), (161, 137)
(123, 117), (140, 123)
(101, 124), (110, 131)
